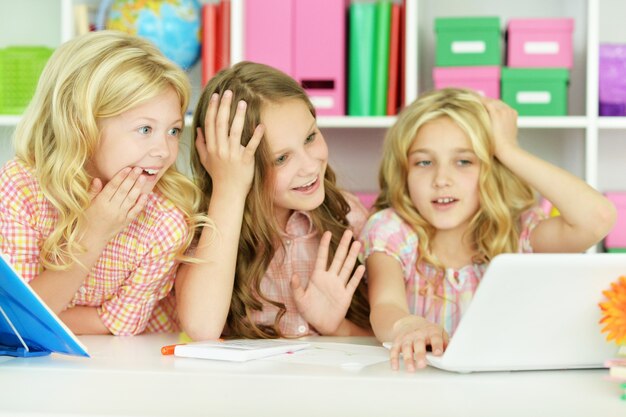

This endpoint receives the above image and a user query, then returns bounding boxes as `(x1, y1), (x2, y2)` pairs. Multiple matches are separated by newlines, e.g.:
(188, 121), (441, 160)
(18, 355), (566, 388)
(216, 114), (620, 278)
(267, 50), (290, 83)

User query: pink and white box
(507, 18), (574, 68)
(244, 0), (346, 115)
(433, 66), (501, 99)
(605, 192), (626, 249)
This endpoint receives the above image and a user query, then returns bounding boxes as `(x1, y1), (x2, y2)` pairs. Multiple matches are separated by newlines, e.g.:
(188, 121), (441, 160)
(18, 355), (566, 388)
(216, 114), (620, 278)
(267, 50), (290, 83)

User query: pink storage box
(605, 192), (626, 248)
(507, 18), (574, 68)
(293, 0), (346, 116)
(433, 66), (501, 98)
(244, 0), (346, 115)
(244, 0), (292, 75)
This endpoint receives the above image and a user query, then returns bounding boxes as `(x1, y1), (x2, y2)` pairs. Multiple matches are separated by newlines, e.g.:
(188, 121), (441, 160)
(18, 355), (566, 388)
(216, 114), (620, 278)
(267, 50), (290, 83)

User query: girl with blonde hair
(176, 61), (371, 340)
(360, 88), (616, 371)
(0, 31), (206, 335)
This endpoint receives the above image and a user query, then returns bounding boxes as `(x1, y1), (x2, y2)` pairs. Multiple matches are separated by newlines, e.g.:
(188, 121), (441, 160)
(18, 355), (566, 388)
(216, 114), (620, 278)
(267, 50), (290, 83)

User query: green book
(372, 1), (391, 116)
(348, 2), (376, 116)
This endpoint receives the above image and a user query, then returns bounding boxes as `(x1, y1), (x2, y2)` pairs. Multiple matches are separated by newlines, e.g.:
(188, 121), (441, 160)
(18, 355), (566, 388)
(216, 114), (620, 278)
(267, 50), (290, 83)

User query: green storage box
(501, 68), (569, 116)
(435, 17), (501, 67)
(0, 46), (54, 115)
(606, 248), (626, 253)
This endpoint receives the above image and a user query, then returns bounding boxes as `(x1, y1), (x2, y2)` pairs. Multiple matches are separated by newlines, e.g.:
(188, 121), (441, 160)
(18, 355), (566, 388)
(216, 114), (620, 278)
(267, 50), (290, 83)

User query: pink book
(201, 3), (217, 86)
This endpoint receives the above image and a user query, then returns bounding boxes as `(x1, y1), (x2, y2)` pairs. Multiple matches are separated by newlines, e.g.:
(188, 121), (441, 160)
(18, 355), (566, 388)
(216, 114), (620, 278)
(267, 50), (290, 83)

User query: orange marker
(161, 344), (184, 355)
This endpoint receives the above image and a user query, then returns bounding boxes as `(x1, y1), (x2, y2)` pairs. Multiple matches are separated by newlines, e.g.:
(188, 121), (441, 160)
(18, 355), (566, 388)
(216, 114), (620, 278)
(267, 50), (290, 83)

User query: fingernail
(223, 90), (232, 98)
(210, 93), (219, 102)
(435, 349), (442, 355)
(238, 100), (246, 109)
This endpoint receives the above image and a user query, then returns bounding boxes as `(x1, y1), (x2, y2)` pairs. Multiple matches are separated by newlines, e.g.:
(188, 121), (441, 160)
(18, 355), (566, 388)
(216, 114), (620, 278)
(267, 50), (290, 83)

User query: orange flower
(600, 276), (626, 345)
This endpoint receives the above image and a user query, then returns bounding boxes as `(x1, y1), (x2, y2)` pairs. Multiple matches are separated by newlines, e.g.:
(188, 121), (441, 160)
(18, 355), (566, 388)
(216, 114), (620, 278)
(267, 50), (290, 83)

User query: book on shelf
(348, 2), (376, 116)
(201, 2), (217, 87)
(386, 2), (401, 115)
(372, 0), (391, 116)
(169, 339), (310, 362)
(201, 0), (230, 87)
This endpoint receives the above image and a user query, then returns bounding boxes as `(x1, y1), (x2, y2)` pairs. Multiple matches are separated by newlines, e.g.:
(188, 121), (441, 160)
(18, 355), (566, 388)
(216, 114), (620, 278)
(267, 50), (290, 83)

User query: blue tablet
(0, 254), (89, 358)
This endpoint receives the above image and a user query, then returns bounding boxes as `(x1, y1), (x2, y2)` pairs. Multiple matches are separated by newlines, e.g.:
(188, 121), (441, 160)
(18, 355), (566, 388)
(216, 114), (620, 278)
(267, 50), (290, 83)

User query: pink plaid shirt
(0, 159), (188, 335)
(360, 207), (545, 335)
(248, 193), (369, 337)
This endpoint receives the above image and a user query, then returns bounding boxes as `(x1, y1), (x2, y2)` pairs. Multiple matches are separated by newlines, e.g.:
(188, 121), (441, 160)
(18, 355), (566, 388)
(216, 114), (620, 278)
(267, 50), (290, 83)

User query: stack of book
(348, 0), (404, 116)
(606, 345), (626, 400)
(201, 0), (231, 86)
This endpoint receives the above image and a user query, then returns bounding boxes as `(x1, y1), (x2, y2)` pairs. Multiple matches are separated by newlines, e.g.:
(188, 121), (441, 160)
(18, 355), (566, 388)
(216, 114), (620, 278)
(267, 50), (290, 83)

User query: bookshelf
(1, 0), (626, 197)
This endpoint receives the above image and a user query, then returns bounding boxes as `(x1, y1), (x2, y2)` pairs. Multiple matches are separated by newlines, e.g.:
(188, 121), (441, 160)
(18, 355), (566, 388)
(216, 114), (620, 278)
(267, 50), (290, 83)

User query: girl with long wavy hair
(0, 31), (207, 336)
(176, 62), (371, 340)
(361, 88), (616, 371)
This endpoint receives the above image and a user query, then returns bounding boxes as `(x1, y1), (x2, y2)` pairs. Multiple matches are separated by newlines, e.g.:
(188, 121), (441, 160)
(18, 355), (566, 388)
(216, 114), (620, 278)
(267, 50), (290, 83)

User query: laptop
(425, 253), (623, 373)
(0, 254), (89, 358)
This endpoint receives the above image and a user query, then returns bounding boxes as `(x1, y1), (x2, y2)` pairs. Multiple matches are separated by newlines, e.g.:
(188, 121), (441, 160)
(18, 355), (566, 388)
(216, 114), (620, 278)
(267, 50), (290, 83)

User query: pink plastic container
(433, 66), (501, 98)
(605, 192), (626, 248)
(244, 0), (293, 75)
(293, 0), (346, 115)
(507, 18), (574, 68)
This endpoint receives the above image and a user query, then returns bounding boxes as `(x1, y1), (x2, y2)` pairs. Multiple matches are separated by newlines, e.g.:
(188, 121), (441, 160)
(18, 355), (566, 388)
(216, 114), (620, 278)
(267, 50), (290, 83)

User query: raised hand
(291, 230), (366, 335)
(83, 167), (148, 243)
(195, 90), (264, 195)
(388, 316), (449, 372)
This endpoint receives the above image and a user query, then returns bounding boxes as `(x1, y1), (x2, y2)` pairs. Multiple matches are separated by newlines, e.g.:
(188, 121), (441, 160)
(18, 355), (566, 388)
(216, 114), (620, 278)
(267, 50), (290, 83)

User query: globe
(103, 0), (201, 70)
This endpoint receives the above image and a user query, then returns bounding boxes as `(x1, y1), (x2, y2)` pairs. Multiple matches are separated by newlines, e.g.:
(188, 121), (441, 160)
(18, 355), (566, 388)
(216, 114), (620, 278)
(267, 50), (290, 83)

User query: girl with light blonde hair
(176, 62), (371, 340)
(0, 31), (206, 335)
(361, 88), (616, 371)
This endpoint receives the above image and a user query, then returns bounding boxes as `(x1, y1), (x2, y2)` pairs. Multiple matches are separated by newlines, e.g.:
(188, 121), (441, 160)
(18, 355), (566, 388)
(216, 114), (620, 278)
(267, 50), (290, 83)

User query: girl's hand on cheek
(291, 230), (365, 335)
(84, 167), (148, 242)
(481, 97), (519, 160)
(196, 91), (264, 195)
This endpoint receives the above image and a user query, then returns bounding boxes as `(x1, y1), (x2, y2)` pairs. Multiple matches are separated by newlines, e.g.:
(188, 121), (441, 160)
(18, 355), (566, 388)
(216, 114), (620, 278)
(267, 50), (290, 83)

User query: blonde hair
(13, 30), (206, 270)
(375, 88), (537, 276)
(192, 61), (370, 338)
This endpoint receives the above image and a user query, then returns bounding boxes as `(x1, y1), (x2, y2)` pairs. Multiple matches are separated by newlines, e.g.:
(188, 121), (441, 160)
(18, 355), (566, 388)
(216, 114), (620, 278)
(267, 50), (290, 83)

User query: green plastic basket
(0, 46), (54, 115)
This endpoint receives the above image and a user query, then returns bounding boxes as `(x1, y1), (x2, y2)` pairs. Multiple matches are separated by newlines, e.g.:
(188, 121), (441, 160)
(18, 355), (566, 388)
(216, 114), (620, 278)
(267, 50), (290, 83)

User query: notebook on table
(0, 254), (89, 358)
(424, 253), (623, 373)
(171, 339), (310, 362)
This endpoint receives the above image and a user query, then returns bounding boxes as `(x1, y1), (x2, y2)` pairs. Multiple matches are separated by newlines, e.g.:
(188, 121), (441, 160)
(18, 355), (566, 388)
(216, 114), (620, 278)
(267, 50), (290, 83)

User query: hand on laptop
(389, 316), (449, 372)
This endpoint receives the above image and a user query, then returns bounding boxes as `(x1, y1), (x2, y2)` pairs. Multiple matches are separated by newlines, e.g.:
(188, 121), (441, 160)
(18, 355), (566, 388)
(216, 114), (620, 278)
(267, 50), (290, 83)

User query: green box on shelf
(0, 46), (54, 115)
(606, 248), (626, 253)
(501, 68), (569, 116)
(435, 17), (501, 67)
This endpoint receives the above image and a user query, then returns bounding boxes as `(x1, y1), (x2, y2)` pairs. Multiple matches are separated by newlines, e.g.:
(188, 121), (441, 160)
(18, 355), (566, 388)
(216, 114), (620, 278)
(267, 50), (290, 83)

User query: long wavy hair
(13, 30), (207, 270)
(191, 61), (370, 338)
(375, 88), (537, 279)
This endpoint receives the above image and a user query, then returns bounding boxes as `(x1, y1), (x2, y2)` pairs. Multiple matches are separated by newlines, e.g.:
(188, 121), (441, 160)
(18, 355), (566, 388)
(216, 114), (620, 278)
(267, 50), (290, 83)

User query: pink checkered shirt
(248, 193), (369, 337)
(360, 207), (545, 336)
(0, 159), (188, 335)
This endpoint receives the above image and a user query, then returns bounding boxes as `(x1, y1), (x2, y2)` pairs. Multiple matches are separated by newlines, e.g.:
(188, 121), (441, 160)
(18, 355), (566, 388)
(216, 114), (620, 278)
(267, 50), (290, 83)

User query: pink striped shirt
(0, 159), (188, 335)
(360, 207), (545, 335)
(248, 193), (369, 337)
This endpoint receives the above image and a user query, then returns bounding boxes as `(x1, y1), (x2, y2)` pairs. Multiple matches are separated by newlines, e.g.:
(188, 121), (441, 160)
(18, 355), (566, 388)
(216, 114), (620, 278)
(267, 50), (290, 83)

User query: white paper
(261, 342), (390, 370)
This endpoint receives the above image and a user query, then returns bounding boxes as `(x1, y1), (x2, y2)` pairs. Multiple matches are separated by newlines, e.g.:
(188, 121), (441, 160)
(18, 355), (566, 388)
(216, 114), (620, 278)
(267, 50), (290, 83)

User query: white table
(0, 334), (623, 417)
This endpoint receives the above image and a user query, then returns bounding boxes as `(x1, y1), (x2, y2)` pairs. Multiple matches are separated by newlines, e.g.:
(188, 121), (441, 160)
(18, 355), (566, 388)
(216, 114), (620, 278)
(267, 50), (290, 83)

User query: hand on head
(290, 229), (365, 335)
(481, 97), (520, 159)
(195, 90), (264, 195)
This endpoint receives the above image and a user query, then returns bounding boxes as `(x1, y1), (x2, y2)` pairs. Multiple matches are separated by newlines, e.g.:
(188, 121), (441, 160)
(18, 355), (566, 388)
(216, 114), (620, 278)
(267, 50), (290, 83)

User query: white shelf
(0, 116), (21, 127)
(517, 116), (589, 129)
(598, 117), (626, 129)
